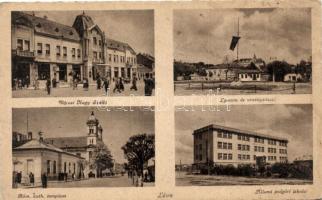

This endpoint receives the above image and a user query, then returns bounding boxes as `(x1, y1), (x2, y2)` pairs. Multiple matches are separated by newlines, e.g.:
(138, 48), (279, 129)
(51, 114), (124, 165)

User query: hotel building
(193, 124), (288, 169)
(11, 11), (138, 88)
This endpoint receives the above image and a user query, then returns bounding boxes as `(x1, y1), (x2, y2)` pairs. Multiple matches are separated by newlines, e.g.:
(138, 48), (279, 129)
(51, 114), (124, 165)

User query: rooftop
(193, 124), (288, 142)
(14, 139), (84, 158)
(44, 136), (88, 149)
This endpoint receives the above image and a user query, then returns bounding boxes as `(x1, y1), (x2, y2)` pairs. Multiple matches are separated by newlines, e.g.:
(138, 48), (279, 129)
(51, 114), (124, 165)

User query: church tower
(86, 111), (99, 145)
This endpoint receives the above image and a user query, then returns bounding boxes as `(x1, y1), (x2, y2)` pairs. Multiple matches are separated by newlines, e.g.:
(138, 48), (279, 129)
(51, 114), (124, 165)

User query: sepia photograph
(173, 9), (312, 95)
(12, 107), (155, 188)
(11, 10), (155, 97)
(175, 104), (313, 186)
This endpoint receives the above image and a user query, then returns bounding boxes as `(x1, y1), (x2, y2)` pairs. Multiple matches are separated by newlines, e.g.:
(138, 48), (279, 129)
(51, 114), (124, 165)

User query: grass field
(175, 171), (313, 186)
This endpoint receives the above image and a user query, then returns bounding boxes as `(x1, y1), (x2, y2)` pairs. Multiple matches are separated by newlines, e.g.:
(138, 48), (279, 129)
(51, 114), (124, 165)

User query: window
(56, 46), (61, 56)
(254, 155), (257, 160)
(24, 40), (30, 51)
(45, 44), (50, 55)
(247, 155), (250, 160)
(238, 144), (241, 150)
(228, 143), (232, 150)
(77, 49), (81, 58)
(238, 154), (241, 160)
(114, 55), (117, 62)
(93, 51), (97, 59)
(72, 48), (76, 57)
(223, 154), (227, 160)
(63, 46), (67, 57)
(238, 135), (241, 140)
(69, 163), (71, 173)
(37, 43), (42, 54)
(228, 133), (232, 139)
(228, 154), (232, 160)
(93, 37), (97, 45)
(109, 54), (112, 62)
(223, 143), (227, 149)
(242, 145), (245, 151)
(223, 133), (228, 138)
(17, 39), (23, 51)
(217, 132), (222, 138)
(218, 153), (222, 160)
(98, 40), (102, 46)
(47, 160), (50, 174)
(217, 142), (222, 149)
(89, 128), (94, 134)
(73, 163), (76, 173)
(242, 155), (246, 160)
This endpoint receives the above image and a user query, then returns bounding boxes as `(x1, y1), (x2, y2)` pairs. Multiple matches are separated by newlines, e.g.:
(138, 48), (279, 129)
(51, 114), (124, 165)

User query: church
(12, 111), (107, 186)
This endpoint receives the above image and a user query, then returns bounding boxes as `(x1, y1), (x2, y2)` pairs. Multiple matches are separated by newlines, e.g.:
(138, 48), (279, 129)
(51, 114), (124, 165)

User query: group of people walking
(127, 170), (144, 187)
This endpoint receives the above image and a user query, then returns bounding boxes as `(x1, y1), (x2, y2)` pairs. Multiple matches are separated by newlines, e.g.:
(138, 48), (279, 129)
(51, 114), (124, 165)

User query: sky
(32, 10), (154, 56)
(13, 107), (155, 163)
(174, 8), (311, 65)
(175, 104), (312, 164)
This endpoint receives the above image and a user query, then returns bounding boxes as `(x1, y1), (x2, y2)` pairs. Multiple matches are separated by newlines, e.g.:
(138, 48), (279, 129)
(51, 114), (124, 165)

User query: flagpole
(237, 17), (239, 62)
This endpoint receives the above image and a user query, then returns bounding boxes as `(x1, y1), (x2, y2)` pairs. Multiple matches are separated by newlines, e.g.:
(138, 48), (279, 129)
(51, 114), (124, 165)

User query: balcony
(12, 49), (35, 58)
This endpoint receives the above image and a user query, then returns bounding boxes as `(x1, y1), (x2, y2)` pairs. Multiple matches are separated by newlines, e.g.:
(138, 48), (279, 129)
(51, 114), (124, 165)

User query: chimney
(28, 132), (33, 140)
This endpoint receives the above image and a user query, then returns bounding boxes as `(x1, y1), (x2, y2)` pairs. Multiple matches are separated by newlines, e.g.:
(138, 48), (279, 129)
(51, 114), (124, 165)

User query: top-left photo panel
(11, 10), (155, 98)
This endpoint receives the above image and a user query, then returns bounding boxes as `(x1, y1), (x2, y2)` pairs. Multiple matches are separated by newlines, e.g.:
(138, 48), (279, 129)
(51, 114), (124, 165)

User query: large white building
(193, 124), (288, 169)
(13, 111), (108, 187)
(11, 11), (138, 88)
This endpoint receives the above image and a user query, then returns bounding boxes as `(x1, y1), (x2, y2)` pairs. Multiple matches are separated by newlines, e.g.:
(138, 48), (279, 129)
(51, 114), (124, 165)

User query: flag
(229, 36), (241, 51)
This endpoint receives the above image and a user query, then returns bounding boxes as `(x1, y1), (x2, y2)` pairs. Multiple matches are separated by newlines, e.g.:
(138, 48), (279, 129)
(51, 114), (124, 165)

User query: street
(176, 171), (313, 186)
(47, 175), (154, 188)
(12, 81), (154, 98)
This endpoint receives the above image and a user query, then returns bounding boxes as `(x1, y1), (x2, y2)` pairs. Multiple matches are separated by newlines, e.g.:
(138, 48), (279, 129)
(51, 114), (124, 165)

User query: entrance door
(58, 64), (67, 81)
(26, 159), (34, 175)
(253, 74), (257, 81)
(127, 68), (131, 78)
(72, 65), (81, 80)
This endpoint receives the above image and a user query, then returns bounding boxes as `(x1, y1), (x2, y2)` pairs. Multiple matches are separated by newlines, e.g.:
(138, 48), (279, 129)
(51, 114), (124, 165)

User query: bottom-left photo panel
(12, 106), (155, 188)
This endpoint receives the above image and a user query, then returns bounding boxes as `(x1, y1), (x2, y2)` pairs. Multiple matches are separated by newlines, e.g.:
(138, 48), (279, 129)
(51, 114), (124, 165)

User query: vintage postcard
(0, 1), (321, 200)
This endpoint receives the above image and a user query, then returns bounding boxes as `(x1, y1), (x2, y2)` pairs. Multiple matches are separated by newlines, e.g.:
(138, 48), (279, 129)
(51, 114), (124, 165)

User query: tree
(121, 133), (155, 175)
(89, 143), (114, 177)
(266, 60), (292, 82)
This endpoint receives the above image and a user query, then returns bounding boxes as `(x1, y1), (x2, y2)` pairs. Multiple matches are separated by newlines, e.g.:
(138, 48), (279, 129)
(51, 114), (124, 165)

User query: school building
(193, 124), (288, 169)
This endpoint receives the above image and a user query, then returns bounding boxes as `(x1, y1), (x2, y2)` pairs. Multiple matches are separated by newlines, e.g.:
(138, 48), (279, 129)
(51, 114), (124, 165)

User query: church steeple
(86, 111), (99, 145)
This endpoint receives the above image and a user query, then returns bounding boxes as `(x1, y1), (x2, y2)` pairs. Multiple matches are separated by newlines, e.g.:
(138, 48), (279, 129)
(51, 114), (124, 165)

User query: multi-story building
(137, 53), (155, 79)
(193, 124), (288, 169)
(11, 11), (138, 88)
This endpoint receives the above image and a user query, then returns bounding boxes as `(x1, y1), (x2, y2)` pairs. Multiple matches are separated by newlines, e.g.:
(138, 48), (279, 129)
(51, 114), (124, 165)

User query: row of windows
(93, 37), (102, 46)
(280, 156), (287, 161)
(238, 154), (250, 160)
(238, 144), (250, 151)
(268, 139), (277, 145)
(36, 42), (81, 58)
(217, 132), (233, 139)
(238, 134), (250, 141)
(268, 148), (277, 153)
(218, 153), (233, 160)
(108, 54), (136, 64)
(254, 137), (265, 143)
(240, 73), (260, 79)
(16, 39), (30, 51)
(217, 142), (232, 150)
(279, 141), (287, 147)
(46, 160), (76, 174)
(254, 146), (265, 152)
(268, 156), (277, 161)
(279, 149), (287, 154)
(93, 51), (103, 60)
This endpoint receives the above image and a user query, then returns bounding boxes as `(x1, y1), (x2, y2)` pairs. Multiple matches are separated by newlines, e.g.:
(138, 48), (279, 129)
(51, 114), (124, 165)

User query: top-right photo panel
(173, 8), (312, 96)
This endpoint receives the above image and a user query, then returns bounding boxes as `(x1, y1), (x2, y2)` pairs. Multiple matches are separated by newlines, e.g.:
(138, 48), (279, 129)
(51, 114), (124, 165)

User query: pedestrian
(17, 171), (22, 184)
(130, 76), (138, 91)
(34, 76), (39, 90)
(73, 77), (78, 90)
(46, 78), (51, 95)
(83, 78), (89, 91)
(144, 74), (153, 96)
(96, 74), (101, 90)
(29, 172), (34, 186)
(120, 77), (124, 91)
(113, 78), (121, 93)
(102, 78), (110, 96)
(138, 174), (143, 187)
(41, 173), (47, 188)
(52, 76), (57, 88)
(26, 75), (30, 88)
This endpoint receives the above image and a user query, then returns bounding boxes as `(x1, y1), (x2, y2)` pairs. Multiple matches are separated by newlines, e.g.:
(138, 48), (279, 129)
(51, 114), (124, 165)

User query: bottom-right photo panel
(175, 104), (313, 186)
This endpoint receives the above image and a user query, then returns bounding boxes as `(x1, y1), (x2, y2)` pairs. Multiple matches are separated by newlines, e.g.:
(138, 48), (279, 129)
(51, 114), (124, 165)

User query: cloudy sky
(175, 104), (312, 164)
(174, 8), (311, 65)
(13, 107), (154, 163)
(32, 10), (154, 55)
